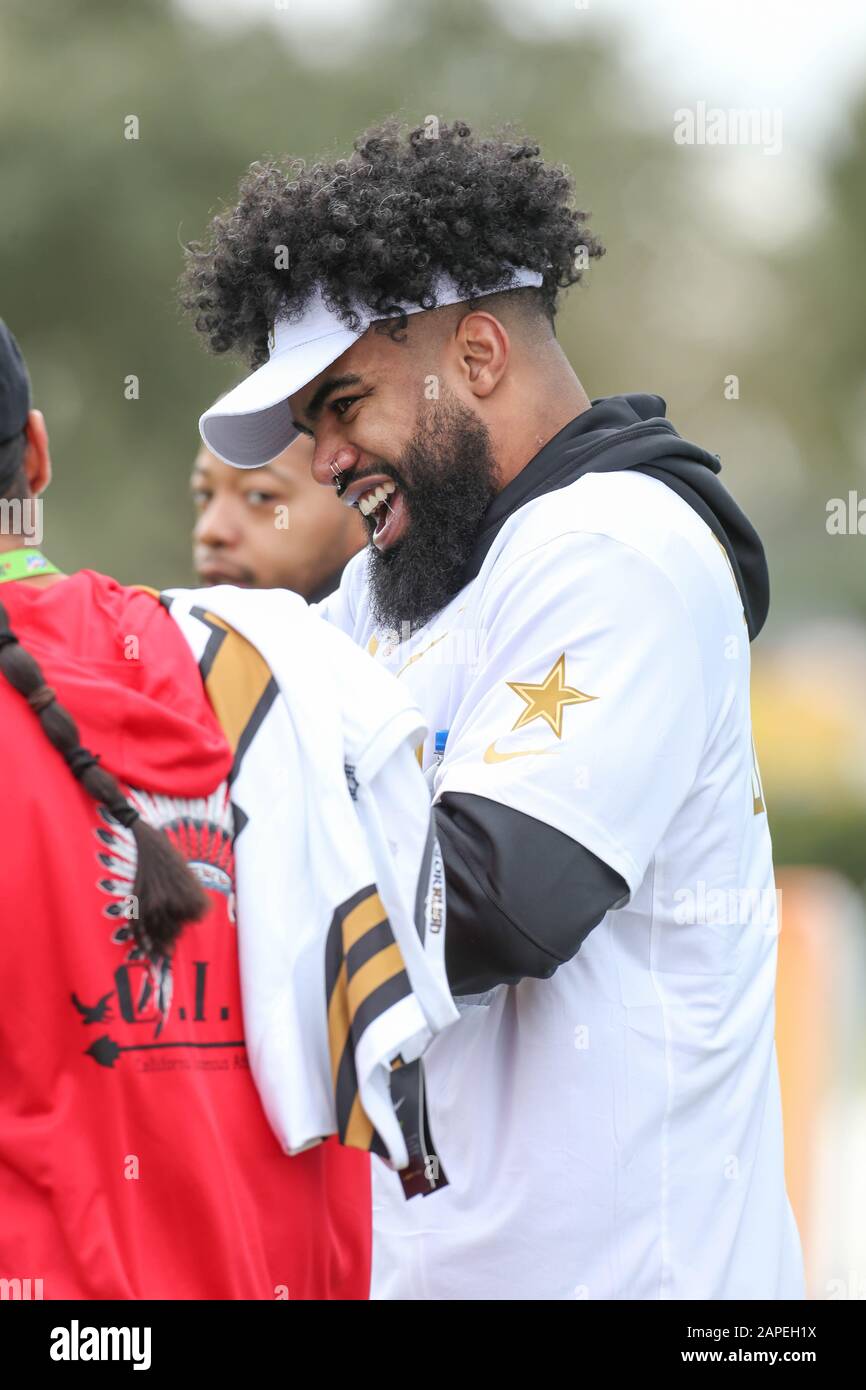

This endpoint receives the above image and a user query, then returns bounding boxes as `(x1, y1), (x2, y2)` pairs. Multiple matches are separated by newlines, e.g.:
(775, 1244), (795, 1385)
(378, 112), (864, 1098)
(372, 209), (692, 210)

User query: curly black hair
(179, 117), (605, 368)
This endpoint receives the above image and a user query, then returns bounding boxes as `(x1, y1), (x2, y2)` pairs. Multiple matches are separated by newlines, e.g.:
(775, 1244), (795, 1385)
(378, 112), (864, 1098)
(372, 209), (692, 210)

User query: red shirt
(0, 571), (370, 1299)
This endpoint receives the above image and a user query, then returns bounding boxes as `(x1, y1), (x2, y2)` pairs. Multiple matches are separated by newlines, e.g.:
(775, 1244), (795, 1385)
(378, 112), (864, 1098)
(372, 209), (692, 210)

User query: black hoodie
(439, 395), (771, 995)
(463, 393), (769, 641)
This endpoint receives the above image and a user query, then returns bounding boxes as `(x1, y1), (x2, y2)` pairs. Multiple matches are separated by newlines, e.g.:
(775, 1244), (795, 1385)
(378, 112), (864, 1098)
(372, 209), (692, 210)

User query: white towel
(163, 584), (458, 1187)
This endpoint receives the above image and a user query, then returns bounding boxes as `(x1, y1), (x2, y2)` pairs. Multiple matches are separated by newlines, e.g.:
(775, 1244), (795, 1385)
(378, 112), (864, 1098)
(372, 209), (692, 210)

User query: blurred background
(1, 0), (864, 1297)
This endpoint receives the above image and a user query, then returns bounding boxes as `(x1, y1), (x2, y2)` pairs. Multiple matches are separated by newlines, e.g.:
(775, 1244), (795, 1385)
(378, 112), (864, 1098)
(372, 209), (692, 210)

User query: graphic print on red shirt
(0, 571), (371, 1299)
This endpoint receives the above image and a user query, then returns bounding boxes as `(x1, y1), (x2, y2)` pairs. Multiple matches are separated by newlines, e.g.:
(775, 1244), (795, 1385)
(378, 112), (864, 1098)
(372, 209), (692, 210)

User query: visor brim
(198, 326), (359, 468)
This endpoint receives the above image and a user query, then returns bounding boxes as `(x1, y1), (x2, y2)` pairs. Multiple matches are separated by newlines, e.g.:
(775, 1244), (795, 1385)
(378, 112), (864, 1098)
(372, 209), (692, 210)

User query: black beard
(365, 394), (498, 635)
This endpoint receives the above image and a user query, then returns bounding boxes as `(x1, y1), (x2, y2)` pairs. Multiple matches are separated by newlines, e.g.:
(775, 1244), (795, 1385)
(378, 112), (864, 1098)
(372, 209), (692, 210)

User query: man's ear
(23, 409), (52, 496)
(452, 310), (510, 401)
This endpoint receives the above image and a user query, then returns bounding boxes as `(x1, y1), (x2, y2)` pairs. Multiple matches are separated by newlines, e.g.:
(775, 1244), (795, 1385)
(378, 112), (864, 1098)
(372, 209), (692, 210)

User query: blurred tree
(1, 0), (864, 875)
(0, 0), (699, 584)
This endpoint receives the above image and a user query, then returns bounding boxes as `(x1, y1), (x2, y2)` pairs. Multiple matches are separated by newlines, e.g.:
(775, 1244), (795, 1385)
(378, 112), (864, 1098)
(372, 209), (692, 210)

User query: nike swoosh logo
(483, 740), (558, 764)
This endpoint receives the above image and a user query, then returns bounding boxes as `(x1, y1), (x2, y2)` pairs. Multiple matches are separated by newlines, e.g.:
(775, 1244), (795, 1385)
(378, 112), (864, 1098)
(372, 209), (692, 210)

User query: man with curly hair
(180, 118), (805, 1301)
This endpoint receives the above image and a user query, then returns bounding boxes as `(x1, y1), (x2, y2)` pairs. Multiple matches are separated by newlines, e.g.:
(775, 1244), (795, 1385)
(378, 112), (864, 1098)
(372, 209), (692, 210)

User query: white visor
(198, 267), (543, 468)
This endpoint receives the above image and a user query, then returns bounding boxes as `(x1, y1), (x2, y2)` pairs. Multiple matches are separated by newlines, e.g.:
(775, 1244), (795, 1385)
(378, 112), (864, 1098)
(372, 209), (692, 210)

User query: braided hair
(0, 599), (209, 956)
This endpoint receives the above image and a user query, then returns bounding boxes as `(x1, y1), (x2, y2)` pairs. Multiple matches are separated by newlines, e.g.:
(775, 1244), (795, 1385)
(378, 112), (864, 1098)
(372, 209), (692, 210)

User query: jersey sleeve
(434, 531), (707, 895)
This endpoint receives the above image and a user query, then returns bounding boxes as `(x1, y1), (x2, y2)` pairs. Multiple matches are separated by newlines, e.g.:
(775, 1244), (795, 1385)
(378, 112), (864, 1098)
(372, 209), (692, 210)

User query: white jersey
(318, 468), (805, 1300)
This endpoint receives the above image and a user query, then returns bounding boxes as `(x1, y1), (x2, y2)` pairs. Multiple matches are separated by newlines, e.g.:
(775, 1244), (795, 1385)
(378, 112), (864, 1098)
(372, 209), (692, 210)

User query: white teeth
(358, 481), (397, 516)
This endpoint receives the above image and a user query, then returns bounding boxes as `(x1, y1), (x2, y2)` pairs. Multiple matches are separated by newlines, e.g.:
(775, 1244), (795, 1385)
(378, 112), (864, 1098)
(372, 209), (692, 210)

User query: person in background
(191, 435), (364, 598)
(0, 320), (371, 1299)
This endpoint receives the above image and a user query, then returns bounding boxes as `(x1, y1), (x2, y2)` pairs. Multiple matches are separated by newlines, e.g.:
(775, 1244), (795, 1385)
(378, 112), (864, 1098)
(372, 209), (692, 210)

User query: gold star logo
(506, 653), (596, 739)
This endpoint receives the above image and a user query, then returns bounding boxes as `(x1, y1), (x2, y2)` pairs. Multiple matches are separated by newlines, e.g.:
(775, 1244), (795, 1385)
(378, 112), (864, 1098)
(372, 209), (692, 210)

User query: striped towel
(161, 584), (458, 1196)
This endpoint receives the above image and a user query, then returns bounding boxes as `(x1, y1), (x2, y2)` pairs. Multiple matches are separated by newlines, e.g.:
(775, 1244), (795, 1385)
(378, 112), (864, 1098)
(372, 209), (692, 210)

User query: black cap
(0, 321), (32, 447)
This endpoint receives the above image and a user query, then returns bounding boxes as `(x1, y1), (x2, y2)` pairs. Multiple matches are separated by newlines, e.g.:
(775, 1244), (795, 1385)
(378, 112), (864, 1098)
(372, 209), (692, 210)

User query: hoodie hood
(464, 393), (770, 640)
(0, 569), (233, 794)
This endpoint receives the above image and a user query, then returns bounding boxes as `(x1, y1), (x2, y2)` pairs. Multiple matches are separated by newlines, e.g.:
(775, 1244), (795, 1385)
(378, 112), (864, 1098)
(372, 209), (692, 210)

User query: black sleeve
(434, 790), (630, 996)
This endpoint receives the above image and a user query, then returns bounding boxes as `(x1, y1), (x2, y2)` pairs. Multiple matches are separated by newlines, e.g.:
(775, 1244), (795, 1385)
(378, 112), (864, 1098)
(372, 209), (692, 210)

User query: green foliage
(771, 807), (866, 888)
(0, 0), (719, 586)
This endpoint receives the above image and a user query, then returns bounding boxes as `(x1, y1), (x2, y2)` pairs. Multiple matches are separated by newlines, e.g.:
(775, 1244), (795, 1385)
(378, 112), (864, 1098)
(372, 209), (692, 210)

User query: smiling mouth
(342, 474), (407, 550)
(356, 478), (397, 519)
(370, 488), (407, 550)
